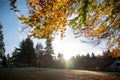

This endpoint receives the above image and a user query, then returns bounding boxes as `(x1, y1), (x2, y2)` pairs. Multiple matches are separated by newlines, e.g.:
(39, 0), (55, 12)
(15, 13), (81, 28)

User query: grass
(0, 67), (120, 80)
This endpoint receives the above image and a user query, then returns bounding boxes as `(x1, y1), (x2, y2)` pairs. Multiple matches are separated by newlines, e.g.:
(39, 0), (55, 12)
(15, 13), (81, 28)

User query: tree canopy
(11, 0), (120, 57)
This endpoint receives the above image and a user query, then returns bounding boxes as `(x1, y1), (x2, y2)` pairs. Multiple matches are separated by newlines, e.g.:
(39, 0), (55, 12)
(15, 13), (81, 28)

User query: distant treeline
(4, 38), (119, 71)
(66, 52), (116, 71)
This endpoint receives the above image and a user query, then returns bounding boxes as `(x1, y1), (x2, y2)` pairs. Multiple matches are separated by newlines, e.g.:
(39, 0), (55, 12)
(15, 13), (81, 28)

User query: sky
(0, 0), (108, 60)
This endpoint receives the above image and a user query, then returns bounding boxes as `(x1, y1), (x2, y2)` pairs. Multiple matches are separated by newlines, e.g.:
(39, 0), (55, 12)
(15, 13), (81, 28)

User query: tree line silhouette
(67, 52), (116, 71)
(3, 37), (119, 71)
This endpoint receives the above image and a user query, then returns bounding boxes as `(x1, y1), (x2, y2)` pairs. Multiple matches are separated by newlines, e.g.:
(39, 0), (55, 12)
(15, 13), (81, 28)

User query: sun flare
(52, 28), (105, 61)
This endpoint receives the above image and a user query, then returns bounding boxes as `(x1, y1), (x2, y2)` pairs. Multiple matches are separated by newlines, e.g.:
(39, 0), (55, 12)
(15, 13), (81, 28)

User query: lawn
(0, 67), (120, 80)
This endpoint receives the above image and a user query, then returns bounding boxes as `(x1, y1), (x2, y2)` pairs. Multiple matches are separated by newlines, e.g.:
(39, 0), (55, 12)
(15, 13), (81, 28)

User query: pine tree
(2, 55), (7, 67)
(0, 23), (5, 67)
(44, 40), (54, 55)
(35, 43), (44, 66)
(11, 38), (37, 67)
(57, 53), (66, 68)
(42, 40), (54, 67)
(11, 47), (21, 66)
(0, 23), (5, 58)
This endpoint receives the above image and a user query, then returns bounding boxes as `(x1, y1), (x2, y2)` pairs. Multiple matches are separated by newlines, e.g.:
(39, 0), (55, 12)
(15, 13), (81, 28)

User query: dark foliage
(11, 38), (37, 67)
(2, 55), (7, 67)
(8, 38), (117, 71)
(0, 22), (5, 67)
(67, 51), (116, 71)
(35, 40), (54, 68)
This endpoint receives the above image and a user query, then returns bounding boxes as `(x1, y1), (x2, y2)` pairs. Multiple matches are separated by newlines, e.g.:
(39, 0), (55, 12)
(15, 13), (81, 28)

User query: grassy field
(0, 67), (120, 80)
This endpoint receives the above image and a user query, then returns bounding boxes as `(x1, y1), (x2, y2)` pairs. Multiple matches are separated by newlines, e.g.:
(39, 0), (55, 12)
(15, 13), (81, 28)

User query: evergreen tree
(35, 43), (44, 55)
(6, 54), (11, 67)
(11, 38), (37, 67)
(35, 43), (44, 66)
(11, 47), (21, 66)
(2, 55), (7, 67)
(0, 23), (5, 56)
(0, 23), (5, 67)
(100, 50), (115, 70)
(91, 53), (97, 69)
(42, 40), (54, 67)
(21, 38), (36, 66)
(84, 53), (90, 69)
(57, 53), (66, 68)
(44, 40), (54, 55)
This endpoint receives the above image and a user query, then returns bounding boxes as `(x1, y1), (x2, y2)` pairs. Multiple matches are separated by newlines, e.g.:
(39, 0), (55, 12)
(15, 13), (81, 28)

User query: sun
(52, 28), (82, 61)
(52, 28), (105, 61)
(63, 53), (74, 60)
(52, 24), (80, 61)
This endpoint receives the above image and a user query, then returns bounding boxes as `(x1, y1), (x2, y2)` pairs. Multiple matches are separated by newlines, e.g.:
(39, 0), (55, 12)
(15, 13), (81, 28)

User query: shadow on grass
(0, 67), (120, 80)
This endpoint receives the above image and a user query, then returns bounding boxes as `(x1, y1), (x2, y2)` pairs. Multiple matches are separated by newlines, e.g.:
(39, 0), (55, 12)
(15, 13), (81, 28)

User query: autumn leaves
(16, 0), (69, 40)
(11, 0), (120, 57)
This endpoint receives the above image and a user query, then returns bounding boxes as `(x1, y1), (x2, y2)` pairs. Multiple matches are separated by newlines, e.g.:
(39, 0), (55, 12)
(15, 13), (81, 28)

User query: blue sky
(0, 0), (21, 54)
(0, 0), (108, 60)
